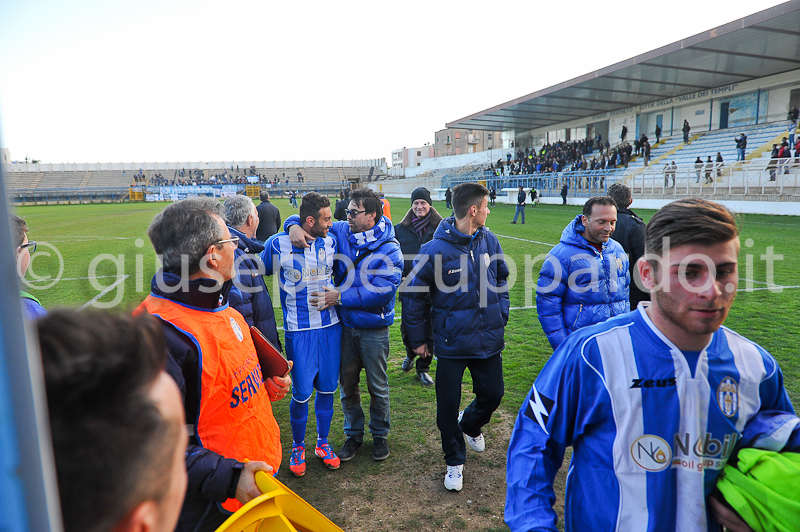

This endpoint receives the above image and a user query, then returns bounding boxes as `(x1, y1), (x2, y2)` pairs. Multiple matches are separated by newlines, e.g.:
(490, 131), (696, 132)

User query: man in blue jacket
(405, 183), (509, 492)
(536, 196), (629, 350)
(284, 187), (402, 462)
(223, 194), (281, 350)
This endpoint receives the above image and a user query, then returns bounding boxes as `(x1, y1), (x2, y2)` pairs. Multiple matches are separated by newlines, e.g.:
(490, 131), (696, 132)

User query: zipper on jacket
(572, 304), (583, 329)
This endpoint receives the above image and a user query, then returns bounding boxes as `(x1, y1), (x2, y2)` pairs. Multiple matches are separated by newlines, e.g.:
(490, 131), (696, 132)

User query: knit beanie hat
(410, 187), (432, 205)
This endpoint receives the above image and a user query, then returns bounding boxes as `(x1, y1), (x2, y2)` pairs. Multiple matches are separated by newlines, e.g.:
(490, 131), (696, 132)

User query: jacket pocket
(571, 303), (584, 330)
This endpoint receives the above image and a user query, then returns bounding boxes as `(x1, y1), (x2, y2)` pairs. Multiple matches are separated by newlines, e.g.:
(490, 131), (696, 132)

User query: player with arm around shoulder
(262, 192), (343, 476)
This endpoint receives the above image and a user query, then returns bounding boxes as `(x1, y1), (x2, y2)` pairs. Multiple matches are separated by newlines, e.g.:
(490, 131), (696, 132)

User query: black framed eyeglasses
(19, 241), (37, 253)
(212, 236), (239, 248)
(346, 209), (366, 218)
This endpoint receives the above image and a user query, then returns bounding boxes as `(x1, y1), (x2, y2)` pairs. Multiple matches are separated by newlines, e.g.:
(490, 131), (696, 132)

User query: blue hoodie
(536, 214), (629, 349)
(404, 217), (509, 359)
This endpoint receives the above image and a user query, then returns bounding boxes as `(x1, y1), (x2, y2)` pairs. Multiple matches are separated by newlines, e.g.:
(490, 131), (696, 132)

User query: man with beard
(506, 198), (794, 532)
(263, 192), (342, 476)
(536, 196), (629, 350)
(395, 187), (442, 386)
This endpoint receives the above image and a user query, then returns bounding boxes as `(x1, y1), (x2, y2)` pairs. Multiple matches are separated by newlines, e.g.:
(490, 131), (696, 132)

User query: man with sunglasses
(137, 198), (291, 532)
(284, 187), (402, 462)
(11, 214), (46, 319)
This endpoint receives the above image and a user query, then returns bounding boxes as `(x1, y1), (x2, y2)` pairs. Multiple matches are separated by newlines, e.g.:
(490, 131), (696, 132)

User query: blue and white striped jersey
(505, 304), (794, 532)
(262, 232), (339, 332)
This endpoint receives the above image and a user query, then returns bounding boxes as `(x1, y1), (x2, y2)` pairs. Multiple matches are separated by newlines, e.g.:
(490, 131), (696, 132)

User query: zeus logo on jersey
(630, 431), (740, 472)
(525, 385), (554, 435)
(630, 377), (676, 388)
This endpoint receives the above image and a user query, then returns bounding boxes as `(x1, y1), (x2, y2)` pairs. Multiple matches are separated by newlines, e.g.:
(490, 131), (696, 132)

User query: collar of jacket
(561, 214), (607, 253)
(616, 207), (643, 222)
(150, 270), (233, 309)
(435, 216), (485, 246)
(228, 226), (264, 253)
(398, 206), (443, 228)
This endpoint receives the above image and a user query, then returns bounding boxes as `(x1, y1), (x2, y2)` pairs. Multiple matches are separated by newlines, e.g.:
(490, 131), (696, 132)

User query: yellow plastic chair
(215, 470), (344, 532)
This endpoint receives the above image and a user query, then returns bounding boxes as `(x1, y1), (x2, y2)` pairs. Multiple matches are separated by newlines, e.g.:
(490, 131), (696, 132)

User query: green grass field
(14, 199), (800, 531)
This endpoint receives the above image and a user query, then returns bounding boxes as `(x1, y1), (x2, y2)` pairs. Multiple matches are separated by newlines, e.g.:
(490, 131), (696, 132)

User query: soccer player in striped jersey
(262, 192), (342, 477)
(506, 198), (794, 532)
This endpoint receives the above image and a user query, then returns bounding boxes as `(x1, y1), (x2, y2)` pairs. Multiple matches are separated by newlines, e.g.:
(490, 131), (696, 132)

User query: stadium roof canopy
(446, 0), (800, 132)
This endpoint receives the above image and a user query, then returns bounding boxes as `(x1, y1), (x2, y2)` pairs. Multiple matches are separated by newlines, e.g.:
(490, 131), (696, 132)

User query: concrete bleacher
(4, 164), (384, 192)
(631, 122), (788, 170)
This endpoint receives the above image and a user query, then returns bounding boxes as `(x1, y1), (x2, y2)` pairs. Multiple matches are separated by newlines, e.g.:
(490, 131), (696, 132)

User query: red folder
(250, 326), (290, 379)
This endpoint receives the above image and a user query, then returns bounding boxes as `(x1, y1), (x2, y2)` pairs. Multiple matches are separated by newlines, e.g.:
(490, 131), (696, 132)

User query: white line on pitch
(509, 284), (800, 310)
(28, 274), (127, 282)
(78, 275), (130, 309)
(739, 285), (800, 292)
(494, 234), (556, 247)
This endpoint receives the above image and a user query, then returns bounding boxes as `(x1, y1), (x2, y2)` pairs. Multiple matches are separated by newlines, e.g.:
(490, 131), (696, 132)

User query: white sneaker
(465, 432), (485, 452)
(458, 410), (485, 452)
(444, 464), (463, 491)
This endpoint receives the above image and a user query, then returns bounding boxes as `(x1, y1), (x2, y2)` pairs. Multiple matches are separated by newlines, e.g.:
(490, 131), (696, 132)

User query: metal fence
(441, 158), (799, 198)
(8, 187), (130, 204)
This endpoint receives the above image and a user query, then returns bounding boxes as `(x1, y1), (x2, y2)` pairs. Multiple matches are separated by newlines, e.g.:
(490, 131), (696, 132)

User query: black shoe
(418, 372), (434, 386)
(338, 438), (362, 462)
(510, 221), (516, 224)
(401, 356), (413, 372)
(373, 437), (389, 461)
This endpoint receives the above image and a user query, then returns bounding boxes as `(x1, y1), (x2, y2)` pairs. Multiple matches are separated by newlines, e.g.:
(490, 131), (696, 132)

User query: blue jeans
(737, 148), (746, 161)
(339, 325), (391, 440)
(512, 205), (525, 223)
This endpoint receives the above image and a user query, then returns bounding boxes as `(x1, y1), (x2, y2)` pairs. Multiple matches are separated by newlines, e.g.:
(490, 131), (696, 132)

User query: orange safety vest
(135, 294), (282, 513)
(382, 198), (392, 221)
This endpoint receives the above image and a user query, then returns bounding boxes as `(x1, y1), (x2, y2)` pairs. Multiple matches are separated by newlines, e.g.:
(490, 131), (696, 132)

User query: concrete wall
(509, 68), (800, 146)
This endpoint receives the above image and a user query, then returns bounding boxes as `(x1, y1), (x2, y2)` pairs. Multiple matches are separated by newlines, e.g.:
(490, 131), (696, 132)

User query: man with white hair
(224, 194), (281, 350)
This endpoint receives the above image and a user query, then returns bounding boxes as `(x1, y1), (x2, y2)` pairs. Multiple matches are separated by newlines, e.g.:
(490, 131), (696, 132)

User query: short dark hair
(349, 187), (383, 217)
(607, 184), (632, 209)
(299, 191), (331, 223)
(452, 183), (489, 219)
(11, 214), (28, 247)
(260, 191), (270, 202)
(582, 196), (617, 217)
(147, 197), (224, 275)
(646, 198), (739, 259)
(38, 310), (174, 532)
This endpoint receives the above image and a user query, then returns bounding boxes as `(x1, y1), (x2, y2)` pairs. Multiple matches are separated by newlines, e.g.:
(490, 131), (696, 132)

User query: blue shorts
(285, 323), (342, 402)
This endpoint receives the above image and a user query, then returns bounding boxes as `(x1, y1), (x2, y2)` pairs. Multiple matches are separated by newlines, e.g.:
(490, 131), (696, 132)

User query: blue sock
(289, 399), (308, 446)
(315, 392), (334, 445)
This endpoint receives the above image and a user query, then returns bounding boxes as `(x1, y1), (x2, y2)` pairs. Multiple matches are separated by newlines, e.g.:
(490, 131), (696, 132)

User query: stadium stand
(627, 122), (789, 170)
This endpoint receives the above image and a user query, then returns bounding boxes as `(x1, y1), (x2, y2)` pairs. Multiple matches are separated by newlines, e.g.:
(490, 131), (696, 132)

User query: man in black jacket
(607, 184), (647, 310)
(255, 191), (281, 244)
(735, 134), (747, 161)
(396, 187), (442, 386)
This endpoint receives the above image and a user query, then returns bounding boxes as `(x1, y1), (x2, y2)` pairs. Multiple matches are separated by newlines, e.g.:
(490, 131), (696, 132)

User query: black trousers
(436, 354), (504, 465)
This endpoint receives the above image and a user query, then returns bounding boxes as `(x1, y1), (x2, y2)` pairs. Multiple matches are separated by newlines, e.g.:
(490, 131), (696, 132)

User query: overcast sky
(0, 0), (787, 164)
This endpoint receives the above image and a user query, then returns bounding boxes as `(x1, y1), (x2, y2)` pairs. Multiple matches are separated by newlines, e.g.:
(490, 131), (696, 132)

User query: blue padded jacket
(536, 214), (629, 350)
(404, 217), (509, 359)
